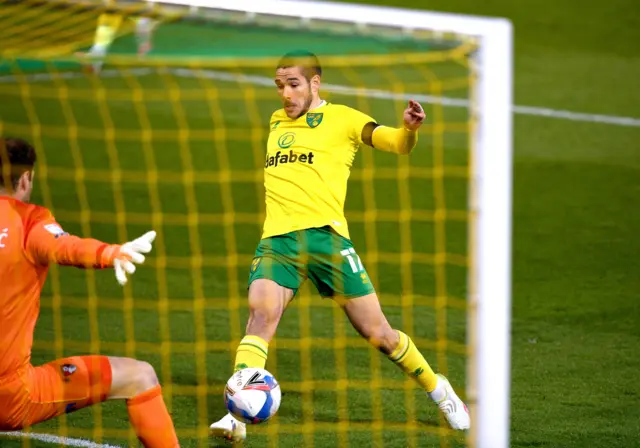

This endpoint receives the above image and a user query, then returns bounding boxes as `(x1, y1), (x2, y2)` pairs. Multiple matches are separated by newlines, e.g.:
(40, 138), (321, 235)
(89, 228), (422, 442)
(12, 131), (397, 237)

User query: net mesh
(1, 1), (475, 446)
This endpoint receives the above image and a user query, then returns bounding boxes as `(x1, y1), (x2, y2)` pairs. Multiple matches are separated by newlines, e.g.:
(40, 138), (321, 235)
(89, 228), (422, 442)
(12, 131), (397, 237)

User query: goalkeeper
(0, 138), (178, 447)
(209, 51), (470, 441)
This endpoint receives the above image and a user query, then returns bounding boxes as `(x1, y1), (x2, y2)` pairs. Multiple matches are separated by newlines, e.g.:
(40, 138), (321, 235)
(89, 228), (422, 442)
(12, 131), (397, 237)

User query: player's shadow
(312, 414), (440, 429)
(209, 439), (242, 448)
(204, 387), (442, 446)
(276, 389), (441, 427)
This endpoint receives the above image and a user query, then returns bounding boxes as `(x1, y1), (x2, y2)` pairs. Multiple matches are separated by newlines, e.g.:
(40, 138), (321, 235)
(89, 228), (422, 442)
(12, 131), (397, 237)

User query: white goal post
(148, 0), (513, 446)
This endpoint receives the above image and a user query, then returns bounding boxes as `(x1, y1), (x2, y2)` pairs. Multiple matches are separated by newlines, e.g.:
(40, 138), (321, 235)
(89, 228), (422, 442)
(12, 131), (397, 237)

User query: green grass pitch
(1, 0), (640, 446)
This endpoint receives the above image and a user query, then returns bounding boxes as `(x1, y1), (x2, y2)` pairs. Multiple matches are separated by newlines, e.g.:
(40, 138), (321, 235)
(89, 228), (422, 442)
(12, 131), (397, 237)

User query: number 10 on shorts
(341, 248), (364, 273)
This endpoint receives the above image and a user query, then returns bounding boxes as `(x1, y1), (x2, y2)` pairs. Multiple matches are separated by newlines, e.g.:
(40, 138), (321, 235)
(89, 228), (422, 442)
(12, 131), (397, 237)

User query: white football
(224, 367), (281, 424)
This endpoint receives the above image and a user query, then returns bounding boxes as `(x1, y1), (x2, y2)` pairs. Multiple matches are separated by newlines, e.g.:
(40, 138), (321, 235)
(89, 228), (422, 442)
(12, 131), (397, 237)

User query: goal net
(0, 0), (512, 447)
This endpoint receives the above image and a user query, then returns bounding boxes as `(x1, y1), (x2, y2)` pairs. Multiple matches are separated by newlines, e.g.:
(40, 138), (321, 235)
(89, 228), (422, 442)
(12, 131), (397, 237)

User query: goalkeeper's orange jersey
(0, 197), (117, 380)
(263, 102), (376, 240)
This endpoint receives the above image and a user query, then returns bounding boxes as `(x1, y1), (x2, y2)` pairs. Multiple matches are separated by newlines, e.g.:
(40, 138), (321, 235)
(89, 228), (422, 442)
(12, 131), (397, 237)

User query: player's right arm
(24, 208), (155, 285)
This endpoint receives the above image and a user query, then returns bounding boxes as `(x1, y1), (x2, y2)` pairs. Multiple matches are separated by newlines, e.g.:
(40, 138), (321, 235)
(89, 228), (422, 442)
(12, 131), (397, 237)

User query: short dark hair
(0, 137), (37, 191)
(277, 50), (322, 81)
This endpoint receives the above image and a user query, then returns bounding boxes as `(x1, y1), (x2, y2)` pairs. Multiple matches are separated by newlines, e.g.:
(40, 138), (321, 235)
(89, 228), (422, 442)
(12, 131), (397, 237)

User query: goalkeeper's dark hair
(277, 50), (322, 81)
(0, 137), (37, 191)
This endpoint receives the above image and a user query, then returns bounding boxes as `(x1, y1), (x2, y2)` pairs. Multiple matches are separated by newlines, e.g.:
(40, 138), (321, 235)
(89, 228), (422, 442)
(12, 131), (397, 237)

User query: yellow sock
(388, 331), (438, 392)
(234, 335), (269, 371)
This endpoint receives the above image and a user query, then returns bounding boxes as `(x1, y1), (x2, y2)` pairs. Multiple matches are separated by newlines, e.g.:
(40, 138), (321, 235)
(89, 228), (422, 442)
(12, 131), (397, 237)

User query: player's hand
(114, 231), (156, 286)
(403, 100), (426, 131)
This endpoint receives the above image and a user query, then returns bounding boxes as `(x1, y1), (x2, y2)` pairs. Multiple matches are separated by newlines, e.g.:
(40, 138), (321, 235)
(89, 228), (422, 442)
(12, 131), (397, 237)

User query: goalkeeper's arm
(25, 218), (156, 285)
(362, 99), (425, 155)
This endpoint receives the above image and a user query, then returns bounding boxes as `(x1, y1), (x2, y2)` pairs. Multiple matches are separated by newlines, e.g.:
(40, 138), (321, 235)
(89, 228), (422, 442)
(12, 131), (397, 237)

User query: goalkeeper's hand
(111, 231), (157, 286)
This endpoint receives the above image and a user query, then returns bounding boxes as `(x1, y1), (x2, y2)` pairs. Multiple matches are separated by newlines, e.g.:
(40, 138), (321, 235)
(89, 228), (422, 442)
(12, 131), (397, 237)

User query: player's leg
(343, 293), (470, 430)
(10, 356), (179, 447)
(236, 278), (295, 369)
(76, 14), (122, 74)
(307, 226), (469, 430)
(236, 234), (303, 371)
(75, 26), (112, 74)
(135, 17), (156, 57)
(108, 357), (179, 447)
(209, 279), (295, 441)
(210, 234), (302, 440)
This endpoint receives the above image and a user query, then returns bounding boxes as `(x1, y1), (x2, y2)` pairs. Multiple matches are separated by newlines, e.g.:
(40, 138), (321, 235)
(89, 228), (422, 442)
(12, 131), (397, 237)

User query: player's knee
(246, 304), (281, 338)
(248, 298), (281, 321)
(131, 360), (159, 393)
(246, 280), (288, 338)
(108, 357), (160, 399)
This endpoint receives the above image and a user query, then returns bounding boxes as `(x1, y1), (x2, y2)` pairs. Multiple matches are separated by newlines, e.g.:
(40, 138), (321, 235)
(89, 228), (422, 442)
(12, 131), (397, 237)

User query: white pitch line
(511, 104), (640, 127)
(173, 68), (640, 128)
(0, 68), (153, 83)
(0, 67), (638, 128)
(0, 431), (121, 448)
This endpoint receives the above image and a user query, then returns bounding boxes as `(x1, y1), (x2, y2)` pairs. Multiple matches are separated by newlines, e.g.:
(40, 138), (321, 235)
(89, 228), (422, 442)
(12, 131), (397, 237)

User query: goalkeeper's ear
(361, 122), (380, 147)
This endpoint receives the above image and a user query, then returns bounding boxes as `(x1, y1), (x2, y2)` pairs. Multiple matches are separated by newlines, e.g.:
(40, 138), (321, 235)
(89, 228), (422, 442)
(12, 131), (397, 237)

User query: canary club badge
(306, 112), (323, 128)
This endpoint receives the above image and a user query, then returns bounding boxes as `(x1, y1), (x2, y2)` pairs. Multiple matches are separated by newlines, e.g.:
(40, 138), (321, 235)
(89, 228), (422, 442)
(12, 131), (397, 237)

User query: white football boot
(209, 413), (247, 442)
(429, 374), (470, 430)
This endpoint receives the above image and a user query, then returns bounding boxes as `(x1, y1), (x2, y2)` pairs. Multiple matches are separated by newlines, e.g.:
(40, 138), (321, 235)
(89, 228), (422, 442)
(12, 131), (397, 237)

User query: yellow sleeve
(371, 126), (418, 155)
(347, 107), (377, 145)
(97, 13), (123, 30)
(95, 14), (123, 46)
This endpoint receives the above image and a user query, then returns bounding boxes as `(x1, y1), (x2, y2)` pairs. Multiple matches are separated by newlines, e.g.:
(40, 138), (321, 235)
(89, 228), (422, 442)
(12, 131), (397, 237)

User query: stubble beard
(295, 88), (313, 118)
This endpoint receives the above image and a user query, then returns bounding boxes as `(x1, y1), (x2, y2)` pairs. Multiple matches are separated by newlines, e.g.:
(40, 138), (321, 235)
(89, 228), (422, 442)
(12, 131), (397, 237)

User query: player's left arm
(362, 100), (426, 155)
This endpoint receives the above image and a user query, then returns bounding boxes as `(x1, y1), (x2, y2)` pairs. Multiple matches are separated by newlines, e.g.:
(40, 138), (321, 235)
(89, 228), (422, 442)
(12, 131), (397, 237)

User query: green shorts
(248, 226), (375, 299)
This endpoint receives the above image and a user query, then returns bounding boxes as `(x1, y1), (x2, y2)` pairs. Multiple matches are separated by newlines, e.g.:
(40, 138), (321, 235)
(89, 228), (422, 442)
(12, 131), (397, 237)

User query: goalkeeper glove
(103, 230), (157, 286)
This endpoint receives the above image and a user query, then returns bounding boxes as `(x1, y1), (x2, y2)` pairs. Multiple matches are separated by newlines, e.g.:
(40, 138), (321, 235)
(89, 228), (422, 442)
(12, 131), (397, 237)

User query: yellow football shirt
(262, 102), (376, 240)
(95, 13), (123, 46)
